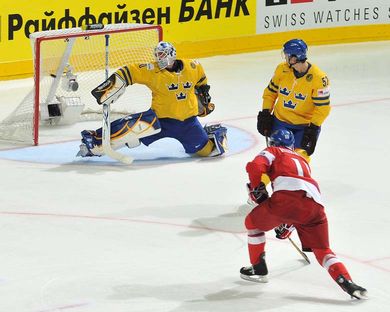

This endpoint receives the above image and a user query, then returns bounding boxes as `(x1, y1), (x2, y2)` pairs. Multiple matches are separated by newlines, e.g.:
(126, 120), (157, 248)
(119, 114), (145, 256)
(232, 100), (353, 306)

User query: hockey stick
(101, 34), (133, 165)
(288, 237), (311, 264)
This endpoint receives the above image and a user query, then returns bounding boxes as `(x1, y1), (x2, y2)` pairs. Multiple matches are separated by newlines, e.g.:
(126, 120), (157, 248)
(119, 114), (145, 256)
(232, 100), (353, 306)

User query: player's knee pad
(244, 215), (257, 231)
(204, 124), (228, 157)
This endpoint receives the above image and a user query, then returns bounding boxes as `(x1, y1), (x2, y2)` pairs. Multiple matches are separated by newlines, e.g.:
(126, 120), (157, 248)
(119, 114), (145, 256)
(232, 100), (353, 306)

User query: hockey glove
(246, 182), (269, 205)
(301, 124), (320, 156)
(274, 223), (295, 240)
(91, 73), (127, 105)
(257, 109), (273, 137)
(196, 84), (211, 104)
(196, 84), (215, 117)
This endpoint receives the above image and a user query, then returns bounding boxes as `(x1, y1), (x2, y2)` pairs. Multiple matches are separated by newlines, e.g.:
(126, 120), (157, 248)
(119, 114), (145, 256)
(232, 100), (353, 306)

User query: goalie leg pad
(121, 108), (161, 139)
(204, 124), (228, 157)
(77, 109), (161, 157)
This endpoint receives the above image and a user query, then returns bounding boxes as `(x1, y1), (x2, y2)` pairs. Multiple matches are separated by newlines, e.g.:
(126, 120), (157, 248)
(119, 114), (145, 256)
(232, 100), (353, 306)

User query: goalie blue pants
(140, 116), (209, 154)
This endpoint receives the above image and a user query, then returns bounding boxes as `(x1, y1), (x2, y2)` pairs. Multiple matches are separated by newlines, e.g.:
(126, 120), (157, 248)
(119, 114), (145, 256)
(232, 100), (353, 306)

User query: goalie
(77, 41), (227, 158)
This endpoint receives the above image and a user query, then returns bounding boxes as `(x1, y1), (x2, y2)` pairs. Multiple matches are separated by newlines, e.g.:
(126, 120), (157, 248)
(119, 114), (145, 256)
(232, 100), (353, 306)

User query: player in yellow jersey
(257, 39), (331, 161)
(77, 41), (227, 158)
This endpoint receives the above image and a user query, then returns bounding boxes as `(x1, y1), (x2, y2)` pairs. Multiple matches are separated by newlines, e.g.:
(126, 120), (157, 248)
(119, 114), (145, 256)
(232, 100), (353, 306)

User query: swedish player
(257, 39), (331, 162)
(77, 41), (227, 158)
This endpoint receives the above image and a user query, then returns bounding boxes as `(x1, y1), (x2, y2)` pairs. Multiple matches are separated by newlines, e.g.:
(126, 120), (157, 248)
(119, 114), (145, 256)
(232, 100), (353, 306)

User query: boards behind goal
(0, 23), (162, 145)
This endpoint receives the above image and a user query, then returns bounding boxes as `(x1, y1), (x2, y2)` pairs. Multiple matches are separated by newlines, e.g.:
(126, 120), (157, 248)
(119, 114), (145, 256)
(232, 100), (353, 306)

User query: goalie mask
(154, 41), (176, 69)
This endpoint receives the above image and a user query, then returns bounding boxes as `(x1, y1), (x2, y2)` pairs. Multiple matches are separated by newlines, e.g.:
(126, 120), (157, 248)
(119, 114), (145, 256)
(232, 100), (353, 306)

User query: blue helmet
(283, 39), (308, 62)
(269, 129), (295, 149)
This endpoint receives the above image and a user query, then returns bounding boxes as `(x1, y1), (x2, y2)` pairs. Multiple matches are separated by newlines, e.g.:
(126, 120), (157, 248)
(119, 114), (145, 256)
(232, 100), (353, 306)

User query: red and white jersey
(246, 146), (323, 205)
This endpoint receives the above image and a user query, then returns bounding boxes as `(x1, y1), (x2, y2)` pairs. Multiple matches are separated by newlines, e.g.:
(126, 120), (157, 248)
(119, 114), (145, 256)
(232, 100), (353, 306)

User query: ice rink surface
(0, 41), (389, 312)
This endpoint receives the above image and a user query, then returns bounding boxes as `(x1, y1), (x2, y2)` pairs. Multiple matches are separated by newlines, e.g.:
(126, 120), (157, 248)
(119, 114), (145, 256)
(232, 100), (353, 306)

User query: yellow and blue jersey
(262, 62), (331, 126)
(115, 59), (207, 121)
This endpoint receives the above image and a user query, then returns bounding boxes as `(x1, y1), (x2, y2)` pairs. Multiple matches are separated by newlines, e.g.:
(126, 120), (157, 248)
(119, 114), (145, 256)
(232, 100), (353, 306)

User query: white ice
(0, 41), (389, 312)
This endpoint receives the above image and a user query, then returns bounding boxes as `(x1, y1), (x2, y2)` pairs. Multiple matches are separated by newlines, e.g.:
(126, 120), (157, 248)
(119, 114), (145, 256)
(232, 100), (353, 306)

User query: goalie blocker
(91, 73), (127, 105)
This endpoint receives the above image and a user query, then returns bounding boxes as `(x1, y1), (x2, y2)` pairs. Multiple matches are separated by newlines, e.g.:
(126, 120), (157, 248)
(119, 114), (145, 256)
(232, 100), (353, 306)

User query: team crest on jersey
(280, 87), (290, 96)
(183, 82), (192, 89)
(283, 100), (297, 109)
(176, 92), (187, 100)
(306, 74), (313, 82)
(295, 93), (306, 100)
(167, 83), (179, 91)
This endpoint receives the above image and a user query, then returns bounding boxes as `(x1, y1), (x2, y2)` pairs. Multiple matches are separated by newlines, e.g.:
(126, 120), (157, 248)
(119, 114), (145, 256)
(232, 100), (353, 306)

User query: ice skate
(336, 275), (368, 300)
(76, 130), (100, 157)
(76, 143), (94, 157)
(240, 252), (268, 283)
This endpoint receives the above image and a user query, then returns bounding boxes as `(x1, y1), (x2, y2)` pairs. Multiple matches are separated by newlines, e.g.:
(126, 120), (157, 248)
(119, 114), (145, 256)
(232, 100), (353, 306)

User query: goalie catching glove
(246, 182), (269, 205)
(91, 73), (127, 105)
(274, 223), (295, 240)
(196, 84), (215, 117)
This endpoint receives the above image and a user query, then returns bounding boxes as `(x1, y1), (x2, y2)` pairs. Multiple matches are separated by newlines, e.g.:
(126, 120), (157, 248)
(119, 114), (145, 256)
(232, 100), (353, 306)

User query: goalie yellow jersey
(115, 59), (207, 121)
(262, 62), (331, 126)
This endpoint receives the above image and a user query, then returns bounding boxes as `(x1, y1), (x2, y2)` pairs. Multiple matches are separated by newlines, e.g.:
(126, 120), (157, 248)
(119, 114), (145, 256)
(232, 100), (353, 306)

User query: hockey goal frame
(31, 24), (162, 146)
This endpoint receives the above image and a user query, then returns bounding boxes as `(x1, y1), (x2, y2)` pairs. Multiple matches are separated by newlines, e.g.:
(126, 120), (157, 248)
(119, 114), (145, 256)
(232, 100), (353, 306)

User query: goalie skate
(336, 275), (368, 300)
(240, 252), (268, 283)
(204, 124), (228, 156)
(76, 130), (102, 157)
(76, 144), (94, 157)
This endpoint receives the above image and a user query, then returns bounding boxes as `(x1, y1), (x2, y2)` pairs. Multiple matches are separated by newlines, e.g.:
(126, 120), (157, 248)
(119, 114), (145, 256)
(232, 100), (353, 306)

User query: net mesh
(0, 23), (160, 145)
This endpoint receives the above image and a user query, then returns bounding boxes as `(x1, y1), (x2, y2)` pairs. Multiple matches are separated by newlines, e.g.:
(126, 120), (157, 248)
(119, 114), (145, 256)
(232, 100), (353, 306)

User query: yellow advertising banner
(1, 1), (389, 79)
(0, 0), (256, 63)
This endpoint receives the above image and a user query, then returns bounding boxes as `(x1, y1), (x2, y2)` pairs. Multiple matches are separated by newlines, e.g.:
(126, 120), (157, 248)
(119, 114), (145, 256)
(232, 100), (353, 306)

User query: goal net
(0, 23), (162, 145)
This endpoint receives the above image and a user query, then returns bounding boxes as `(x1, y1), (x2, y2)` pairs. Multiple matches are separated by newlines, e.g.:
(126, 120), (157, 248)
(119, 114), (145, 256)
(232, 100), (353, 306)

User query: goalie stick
(101, 34), (133, 165)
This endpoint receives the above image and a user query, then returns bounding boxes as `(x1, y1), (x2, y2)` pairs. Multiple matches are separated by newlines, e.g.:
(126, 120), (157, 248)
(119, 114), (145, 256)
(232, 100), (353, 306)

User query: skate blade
(351, 290), (368, 300)
(240, 274), (268, 283)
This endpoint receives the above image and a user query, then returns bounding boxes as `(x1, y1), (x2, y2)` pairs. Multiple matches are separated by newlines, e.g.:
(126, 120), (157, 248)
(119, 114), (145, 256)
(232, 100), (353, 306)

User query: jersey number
(291, 157), (310, 177)
(322, 76), (329, 87)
